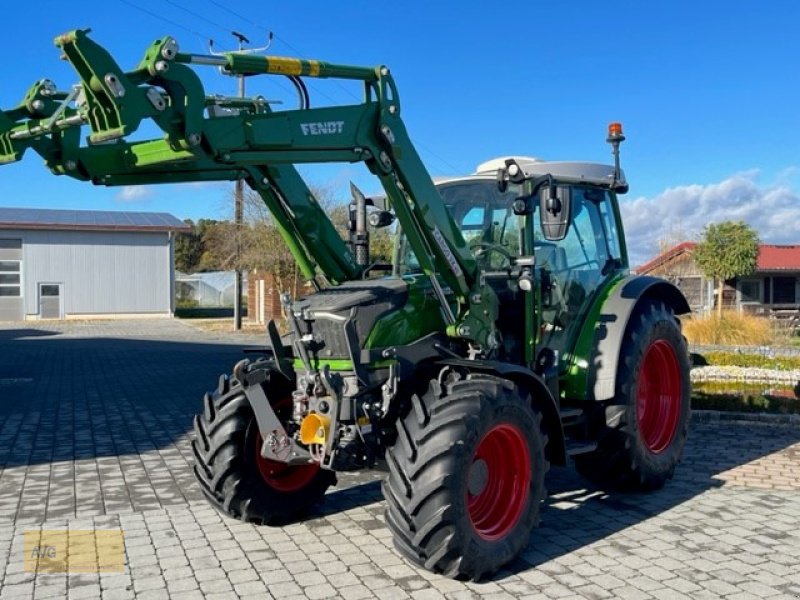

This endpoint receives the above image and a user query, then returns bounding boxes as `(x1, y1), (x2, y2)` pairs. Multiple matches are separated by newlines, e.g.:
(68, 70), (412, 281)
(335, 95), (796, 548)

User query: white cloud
(116, 186), (153, 202)
(621, 173), (800, 268)
(776, 165), (800, 184)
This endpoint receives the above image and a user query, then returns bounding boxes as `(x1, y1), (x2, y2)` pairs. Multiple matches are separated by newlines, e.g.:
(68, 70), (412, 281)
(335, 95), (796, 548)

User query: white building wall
(0, 229), (173, 317)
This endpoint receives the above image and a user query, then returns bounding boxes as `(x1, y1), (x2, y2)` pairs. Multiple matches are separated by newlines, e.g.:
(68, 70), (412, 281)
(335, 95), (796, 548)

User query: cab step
(565, 440), (597, 456)
(559, 407), (584, 426)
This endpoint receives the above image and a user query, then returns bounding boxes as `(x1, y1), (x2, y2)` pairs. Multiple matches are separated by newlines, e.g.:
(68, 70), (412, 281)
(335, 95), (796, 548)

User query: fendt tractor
(1, 31), (691, 579)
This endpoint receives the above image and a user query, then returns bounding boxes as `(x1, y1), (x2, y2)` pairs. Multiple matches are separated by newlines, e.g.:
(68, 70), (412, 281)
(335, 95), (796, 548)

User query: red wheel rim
(467, 423), (531, 541)
(636, 340), (682, 454)
(254, 433), (320, 493)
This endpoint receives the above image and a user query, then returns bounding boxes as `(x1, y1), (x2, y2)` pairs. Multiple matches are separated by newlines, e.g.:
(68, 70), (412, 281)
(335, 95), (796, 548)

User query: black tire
(191, 371), (335, 524)
(575, 300), (690, 490)
(383, 372), (547, 581)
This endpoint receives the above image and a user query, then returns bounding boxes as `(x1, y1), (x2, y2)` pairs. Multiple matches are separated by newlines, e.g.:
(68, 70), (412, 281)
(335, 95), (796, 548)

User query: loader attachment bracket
(235, 363), (314, 466)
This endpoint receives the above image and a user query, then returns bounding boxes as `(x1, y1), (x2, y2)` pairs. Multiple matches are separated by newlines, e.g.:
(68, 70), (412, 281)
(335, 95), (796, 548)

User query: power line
(205, 0), (264, 31)
(164, 0), (236, 38)
(199, 1), (352, 104)
(117, 0), (214, 44)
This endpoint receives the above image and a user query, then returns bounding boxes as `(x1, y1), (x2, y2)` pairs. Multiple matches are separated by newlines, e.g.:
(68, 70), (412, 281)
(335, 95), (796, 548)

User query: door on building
(39, 284), (63, 319)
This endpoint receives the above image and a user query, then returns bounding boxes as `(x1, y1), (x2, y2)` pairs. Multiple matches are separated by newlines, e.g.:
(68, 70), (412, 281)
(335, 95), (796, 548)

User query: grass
(682, 311), (776, 346)
(181, 318), (266, 334)
(693, 380), (795, 395)
(175, 307), (238, 319)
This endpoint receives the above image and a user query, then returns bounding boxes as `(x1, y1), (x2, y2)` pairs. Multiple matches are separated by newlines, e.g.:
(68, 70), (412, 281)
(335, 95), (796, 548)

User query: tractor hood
(290, 276), (446, 363)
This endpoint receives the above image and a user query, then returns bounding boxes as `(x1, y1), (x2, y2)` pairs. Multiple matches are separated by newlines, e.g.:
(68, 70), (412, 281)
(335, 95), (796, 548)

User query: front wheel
(191, 371), (335, 524)
(575, 301), (690, 490)
(383, 373), (547, 580)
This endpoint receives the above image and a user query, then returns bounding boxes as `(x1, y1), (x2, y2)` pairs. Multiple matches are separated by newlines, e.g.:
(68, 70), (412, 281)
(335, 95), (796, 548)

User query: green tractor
(0, 31), (690, 580)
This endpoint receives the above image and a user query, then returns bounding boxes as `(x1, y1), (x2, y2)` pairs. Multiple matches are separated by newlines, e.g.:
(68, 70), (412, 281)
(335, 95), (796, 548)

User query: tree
(200, 184), (395, 296)
(693, 220), (759, 315)
(174, 219), (202, 273)
(174, 218), (223, 273)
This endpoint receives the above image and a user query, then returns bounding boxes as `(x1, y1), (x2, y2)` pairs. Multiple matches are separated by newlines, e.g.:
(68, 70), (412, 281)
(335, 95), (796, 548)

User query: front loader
(0, 30), (691, 580)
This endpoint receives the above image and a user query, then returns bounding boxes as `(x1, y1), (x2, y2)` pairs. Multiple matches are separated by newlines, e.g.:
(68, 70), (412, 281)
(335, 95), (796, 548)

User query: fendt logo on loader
(300, 121), (345, 136)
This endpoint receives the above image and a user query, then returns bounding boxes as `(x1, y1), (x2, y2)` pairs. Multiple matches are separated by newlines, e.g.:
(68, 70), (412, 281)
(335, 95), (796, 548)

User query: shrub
(176, 297), (200, 309)
(682, 312), (772, 346)
(692, 390), (800, 414)
(696, 351), (800, 370)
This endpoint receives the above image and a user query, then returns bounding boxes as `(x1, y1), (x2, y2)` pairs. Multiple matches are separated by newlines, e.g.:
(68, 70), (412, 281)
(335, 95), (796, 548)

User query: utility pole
(232, 31), (249, 331)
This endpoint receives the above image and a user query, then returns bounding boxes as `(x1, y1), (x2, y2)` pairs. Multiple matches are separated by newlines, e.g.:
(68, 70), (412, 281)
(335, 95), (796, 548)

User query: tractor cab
(396, 157), (630, 369)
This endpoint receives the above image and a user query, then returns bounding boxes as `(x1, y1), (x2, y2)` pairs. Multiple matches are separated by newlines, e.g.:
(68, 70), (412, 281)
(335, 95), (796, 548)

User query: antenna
(208, 30), (273, 58)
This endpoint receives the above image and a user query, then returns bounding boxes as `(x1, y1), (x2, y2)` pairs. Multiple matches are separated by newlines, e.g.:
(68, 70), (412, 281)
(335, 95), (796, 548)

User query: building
(0, 207), (189, 320)
(636, 242), (800, 317)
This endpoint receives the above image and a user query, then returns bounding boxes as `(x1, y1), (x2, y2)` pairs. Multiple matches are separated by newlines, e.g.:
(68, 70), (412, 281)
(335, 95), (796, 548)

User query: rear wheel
(383, 373), (547, 580)
(575, 301), (690, 490)
(192, 371), (335, 524)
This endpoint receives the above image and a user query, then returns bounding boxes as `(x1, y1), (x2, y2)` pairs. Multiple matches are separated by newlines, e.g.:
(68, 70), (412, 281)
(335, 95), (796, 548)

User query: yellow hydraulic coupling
(300, 413), (331, 445)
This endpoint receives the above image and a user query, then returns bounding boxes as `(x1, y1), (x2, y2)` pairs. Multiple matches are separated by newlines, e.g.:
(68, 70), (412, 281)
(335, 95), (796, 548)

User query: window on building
(0, 260), (20, 297)
(678, 276), (703, 307)
(739, 279), (760, 304)
(772, 277), (796, 304)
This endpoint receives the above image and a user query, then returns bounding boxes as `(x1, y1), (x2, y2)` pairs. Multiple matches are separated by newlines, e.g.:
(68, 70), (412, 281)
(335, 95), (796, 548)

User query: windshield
(397, 179), (523, 273)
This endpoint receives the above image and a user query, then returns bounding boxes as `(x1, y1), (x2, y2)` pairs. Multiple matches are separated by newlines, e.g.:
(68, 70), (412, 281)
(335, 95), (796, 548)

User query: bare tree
(203, 182), (394, 301)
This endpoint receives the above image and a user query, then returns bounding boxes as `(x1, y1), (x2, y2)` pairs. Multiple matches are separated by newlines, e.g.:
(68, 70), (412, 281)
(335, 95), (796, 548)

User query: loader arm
(0, 29), (497, 349)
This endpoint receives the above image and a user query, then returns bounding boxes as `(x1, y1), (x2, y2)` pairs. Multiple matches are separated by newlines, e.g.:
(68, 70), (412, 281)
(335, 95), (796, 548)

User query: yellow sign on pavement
(24, 530), (125, 573)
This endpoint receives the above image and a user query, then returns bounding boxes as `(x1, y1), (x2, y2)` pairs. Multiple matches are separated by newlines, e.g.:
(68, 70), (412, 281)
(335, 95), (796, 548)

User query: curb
(692, 409), (800, 427)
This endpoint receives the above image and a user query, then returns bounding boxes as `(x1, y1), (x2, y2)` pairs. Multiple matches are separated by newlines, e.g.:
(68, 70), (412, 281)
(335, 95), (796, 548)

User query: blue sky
(1, 1), (799, 263)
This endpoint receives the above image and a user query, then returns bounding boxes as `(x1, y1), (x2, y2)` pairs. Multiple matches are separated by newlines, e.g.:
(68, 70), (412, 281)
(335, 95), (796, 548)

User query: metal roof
(0, 207), (190, 233)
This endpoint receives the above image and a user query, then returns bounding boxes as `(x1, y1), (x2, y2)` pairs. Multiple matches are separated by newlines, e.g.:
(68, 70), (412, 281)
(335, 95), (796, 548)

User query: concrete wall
(0, 229), (174, 318)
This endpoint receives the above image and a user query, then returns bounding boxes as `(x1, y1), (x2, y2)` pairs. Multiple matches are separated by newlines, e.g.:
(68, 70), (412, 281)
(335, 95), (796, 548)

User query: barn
(0, 207), (189, 320)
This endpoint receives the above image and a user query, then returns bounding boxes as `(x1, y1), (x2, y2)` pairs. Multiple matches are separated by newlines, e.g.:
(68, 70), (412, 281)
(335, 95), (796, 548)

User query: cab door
(535, 187), (623, 359)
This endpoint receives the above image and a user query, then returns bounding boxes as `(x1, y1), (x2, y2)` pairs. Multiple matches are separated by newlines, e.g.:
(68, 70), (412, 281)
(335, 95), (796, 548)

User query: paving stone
(2, 322), (800, 600)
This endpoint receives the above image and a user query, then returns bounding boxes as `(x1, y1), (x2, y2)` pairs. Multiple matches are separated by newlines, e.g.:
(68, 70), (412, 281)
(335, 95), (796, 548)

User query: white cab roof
(473, 156), (626, 188)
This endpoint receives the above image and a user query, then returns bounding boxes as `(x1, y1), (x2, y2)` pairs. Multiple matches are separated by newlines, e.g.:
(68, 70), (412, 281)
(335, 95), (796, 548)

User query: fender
(436, 358), (567, 466)
(589, 275), (690, 401)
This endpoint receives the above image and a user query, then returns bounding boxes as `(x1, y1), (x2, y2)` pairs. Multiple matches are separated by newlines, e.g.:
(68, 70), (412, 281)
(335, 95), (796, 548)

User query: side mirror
(540, 185), (572, 241)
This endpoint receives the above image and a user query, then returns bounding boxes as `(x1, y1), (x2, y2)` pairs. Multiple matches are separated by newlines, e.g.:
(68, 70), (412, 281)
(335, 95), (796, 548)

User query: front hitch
(233, 359), (314, 466)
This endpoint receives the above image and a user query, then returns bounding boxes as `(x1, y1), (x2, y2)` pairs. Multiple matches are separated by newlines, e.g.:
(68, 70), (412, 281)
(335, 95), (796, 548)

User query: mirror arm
(512, 174), (556, 216)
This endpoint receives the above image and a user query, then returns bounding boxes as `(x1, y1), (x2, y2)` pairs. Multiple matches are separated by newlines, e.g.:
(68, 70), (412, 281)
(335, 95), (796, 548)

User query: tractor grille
(307, 317), (351, 359)
(292, 278), (409, 361)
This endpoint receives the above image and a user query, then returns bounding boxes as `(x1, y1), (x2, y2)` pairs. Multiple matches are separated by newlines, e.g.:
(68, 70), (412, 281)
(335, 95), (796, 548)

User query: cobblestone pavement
(1, 320), (799, 599)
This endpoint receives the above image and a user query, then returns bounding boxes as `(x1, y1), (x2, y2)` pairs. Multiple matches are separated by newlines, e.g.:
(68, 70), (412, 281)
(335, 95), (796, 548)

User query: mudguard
(436, 358), (567, 466)
(589, 275), (690, 401)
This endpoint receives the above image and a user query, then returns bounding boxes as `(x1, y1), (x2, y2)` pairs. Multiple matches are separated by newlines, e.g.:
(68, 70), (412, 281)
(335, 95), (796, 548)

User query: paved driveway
(0, 320), (799, 599)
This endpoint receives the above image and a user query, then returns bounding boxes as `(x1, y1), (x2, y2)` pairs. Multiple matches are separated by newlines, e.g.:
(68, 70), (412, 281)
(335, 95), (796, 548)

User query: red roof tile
(757, 245), (800, 271)
(635, 242), (696, 274)
(637, 242), (800, 274)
